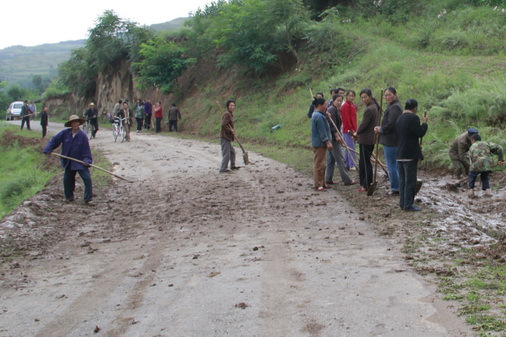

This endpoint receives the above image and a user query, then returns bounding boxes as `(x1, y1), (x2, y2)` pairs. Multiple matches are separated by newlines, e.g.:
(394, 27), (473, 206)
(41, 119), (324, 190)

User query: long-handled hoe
(367, 90), (384, 196)
(50, 152), (134, 183)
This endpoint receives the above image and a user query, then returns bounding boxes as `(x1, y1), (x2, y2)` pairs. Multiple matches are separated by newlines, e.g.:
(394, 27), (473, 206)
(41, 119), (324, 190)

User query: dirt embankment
(0, 121), (485, 336)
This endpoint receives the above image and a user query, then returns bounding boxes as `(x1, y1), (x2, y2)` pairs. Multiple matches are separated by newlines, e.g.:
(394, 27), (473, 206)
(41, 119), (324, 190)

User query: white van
(6, 101), (24, 120)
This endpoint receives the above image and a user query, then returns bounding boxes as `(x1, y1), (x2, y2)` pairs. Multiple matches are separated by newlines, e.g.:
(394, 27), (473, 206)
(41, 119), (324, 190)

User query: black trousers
(398, 160), (418, 210)
(155, 118), (162, 133)
(42, 125), (47, 138)
(136, 117), (143, 131)
(21, 117), (31, 130)
(358, 144), (374, 189)
(90, 118), (98, 137)
(169, 120), (178, 132)
(144, 114), (151, 129)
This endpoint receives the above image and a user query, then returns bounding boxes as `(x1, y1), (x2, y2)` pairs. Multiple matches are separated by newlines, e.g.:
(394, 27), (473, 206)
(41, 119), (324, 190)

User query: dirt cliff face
(45, 59), (176, 119)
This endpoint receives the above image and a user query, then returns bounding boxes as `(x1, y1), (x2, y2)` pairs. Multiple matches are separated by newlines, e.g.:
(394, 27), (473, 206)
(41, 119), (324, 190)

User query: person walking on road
(375, 87), (403, 195)
(311, 97), (333, 191)
(467, 134), (504, 198)
(353, 89), (380, 192)
(449, 128), (479, 179)
(325, 94), (356, 186)
(341, 90), (358, 170)
(220, 99), (239, 173)
(396, 98), (428, 212)
(168, 103), (182, 132)
(20, 100), (32, 130)
(40, 105), (49, 138)
(43, 115), (93, 204)
(84, 102), (99, 138)
(154, 101), (163, 133)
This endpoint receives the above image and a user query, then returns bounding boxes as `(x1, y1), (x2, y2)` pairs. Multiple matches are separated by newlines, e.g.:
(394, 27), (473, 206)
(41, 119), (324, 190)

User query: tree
(7, 85), (29, 101)
(134, 38), (196, 93)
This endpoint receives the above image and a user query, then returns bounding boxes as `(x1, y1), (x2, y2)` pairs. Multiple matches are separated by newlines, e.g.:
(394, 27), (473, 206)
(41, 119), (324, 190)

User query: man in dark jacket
(395, 99), (428, 212)
(375, 87), (403, 195)
(20, 100), (32, 130)
(43, 115), (93, 204)
(220, 99), (239, 173)
(84, 102), (99, 138)
(40, 105), (49, 138)
(168, 103), (182, 132)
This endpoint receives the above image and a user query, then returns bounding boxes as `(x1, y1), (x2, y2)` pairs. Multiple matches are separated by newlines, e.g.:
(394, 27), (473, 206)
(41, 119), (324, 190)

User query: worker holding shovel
(220, 99), (240, 173)
(43, 115), (94, 205)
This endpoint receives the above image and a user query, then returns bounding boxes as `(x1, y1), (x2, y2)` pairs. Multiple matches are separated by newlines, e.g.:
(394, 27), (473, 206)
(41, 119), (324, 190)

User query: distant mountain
(0, 40), (85, 87)
(149, 17), (189, 32)
(0, 17), (189, 88)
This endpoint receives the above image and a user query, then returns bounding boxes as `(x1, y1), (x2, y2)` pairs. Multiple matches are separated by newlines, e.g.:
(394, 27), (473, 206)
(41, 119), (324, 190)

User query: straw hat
(64, 115), (86, 127)
(89, 102), (95, 106)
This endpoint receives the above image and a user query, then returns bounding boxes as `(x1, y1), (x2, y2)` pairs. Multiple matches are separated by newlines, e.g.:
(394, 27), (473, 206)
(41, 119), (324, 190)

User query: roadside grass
(0, 124), (57, 218)
(0, 122), (111, 218)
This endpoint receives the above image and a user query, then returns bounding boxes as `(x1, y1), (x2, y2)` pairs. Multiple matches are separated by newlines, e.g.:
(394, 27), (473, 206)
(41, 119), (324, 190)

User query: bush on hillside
(304, 9), (367, 67)
(134, 38), (196, 93)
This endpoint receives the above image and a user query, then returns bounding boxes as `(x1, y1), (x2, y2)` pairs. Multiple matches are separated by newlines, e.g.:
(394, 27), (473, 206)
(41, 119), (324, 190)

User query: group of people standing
(111, 99), (181, 135)
(310, 87), (428, 212)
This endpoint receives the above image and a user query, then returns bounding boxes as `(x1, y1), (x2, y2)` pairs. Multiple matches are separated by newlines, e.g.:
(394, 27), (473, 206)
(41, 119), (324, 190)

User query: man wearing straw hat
(43, 115), (93, 204)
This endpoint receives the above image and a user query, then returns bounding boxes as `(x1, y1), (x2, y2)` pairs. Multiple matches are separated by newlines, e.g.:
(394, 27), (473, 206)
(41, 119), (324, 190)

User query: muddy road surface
(0, 121), (474, 336)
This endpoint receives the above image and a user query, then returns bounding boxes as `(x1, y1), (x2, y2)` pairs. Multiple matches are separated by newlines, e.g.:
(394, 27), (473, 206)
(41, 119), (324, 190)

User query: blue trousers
(64, 168), (93, 202)
(343, 133), (357, 169)
(468, 171), (490, 190)
(397, 160), (418, 210)
(383, 145), (399, 191)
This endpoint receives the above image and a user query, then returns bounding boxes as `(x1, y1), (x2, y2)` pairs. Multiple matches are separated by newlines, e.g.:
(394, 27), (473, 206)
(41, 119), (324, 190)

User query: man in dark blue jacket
(43, 115), (93, 204)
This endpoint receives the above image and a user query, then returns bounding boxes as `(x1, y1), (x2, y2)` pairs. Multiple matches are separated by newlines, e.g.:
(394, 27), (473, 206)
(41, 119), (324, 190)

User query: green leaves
(134, 38), (196, 93)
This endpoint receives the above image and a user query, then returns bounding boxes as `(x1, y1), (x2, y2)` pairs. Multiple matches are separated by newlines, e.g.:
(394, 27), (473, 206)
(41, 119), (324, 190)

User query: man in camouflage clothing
(468, 134), (504, 198)
(449, 128), (479, 178)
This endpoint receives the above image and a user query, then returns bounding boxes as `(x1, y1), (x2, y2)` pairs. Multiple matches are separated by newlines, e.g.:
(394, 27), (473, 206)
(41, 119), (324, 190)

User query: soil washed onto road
(0, 121), (484, 336)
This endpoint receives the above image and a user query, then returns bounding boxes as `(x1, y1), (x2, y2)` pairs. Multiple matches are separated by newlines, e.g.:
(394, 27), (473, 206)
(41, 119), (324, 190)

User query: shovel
(367, 90), (384, 196)
(231, 129), (250, 165)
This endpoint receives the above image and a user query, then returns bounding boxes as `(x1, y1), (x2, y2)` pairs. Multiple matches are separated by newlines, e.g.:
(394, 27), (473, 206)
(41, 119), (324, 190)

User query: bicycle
(83, 118), (95, 139)
(112, 117), (126, 143)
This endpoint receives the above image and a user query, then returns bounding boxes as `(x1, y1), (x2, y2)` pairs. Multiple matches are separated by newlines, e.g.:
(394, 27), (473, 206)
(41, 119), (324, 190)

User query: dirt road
(0, 121), (473, 336)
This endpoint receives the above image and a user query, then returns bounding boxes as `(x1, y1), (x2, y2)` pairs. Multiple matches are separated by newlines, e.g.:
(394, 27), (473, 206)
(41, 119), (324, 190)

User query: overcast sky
(0, 0), (213, 49)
